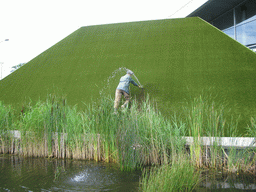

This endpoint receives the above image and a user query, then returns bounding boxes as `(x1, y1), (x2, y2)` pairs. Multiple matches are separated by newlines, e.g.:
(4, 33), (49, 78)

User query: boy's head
(127, 70), (134, 75)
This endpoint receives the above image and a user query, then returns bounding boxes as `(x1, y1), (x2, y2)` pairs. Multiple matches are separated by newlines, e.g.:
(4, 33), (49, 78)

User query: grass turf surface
(0, 17), (256, 134)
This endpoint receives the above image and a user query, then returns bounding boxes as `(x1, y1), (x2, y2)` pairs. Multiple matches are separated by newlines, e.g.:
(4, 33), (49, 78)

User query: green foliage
(0, 101), (13, 131)
(182, 94), (241, 167)
(82, 95), (187, 170)
(183, 94), (240, 137)
(19, 95), (66, 138)
(0, 101), (15, 154)
(247, 117), (256, 137)
(140, 156), (200, 192)
(10, 94), (187, 169)
(1, 93), (255, 174)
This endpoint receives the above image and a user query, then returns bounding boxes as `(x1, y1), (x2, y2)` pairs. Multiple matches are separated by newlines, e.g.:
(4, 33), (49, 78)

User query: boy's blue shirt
(116, 74), (138, 94)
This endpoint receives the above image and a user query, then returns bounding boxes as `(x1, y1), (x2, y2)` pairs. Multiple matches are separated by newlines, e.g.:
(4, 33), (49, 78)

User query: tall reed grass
(1, 94), (187, 171)
(0, 93), (255, 175)
(140, 155), (200, 192)
(182, 94), (244, 169)
(0, 101), (14, 154)
(247, 117), (256, 137)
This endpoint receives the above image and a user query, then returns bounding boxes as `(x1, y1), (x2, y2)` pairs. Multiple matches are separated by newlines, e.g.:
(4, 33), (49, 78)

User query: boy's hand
(139, 85), (143, 89)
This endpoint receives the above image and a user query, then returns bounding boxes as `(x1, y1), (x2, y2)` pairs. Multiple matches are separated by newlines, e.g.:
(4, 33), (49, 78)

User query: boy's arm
(130, 77), (143, 88)
(130, 79), (138, 86)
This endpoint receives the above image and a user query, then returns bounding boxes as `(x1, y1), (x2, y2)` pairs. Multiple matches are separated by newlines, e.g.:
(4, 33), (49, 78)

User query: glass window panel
(223, 27), (235, 39)
(212, 9), (234, 30)
(236, 19), (256, 45)
(237, 15), (256, 26)
(235, 0), (256, 25)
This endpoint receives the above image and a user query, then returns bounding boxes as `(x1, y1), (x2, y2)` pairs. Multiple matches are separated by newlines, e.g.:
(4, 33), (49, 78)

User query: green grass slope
(0, 17), (256, 130)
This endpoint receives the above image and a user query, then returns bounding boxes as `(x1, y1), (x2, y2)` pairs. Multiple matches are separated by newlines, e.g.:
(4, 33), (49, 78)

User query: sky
(0, 0), (208, 79)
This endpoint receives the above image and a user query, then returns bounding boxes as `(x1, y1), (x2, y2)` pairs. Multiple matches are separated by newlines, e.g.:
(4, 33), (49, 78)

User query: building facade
(187, 0), (256, 52)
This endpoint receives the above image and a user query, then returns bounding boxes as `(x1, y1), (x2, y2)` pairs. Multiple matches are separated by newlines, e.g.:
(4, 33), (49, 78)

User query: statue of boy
(114, 70), (142, 113)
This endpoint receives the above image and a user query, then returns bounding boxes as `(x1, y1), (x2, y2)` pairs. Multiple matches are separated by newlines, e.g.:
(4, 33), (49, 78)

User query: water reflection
(1, 154), (256, 191)
(198, 171), (256, 191)
(0, 155), (141, 192)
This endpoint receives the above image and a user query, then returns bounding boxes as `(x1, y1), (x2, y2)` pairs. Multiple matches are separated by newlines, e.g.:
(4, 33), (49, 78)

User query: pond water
(1, 154), (256, 191)
(196, 171), (256, 192)
(0, 155), (141, 191)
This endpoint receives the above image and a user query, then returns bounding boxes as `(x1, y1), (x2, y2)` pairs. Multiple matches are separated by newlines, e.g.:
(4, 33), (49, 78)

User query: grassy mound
(0, 17), (256, 133)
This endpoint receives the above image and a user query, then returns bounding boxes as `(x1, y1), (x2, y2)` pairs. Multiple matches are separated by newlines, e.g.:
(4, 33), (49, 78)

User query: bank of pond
(1, 94), (256, 191)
